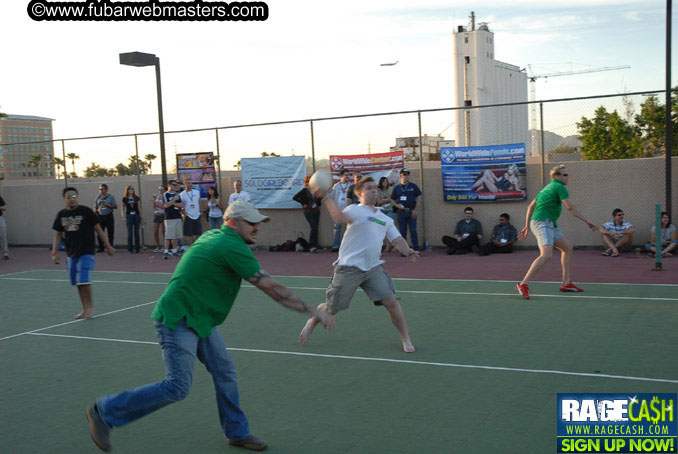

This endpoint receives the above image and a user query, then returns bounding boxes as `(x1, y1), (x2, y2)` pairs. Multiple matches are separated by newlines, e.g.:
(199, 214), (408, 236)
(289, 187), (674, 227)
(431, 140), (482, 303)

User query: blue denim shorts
(530, 219), (563, 247)
(66, 254), (95, 286)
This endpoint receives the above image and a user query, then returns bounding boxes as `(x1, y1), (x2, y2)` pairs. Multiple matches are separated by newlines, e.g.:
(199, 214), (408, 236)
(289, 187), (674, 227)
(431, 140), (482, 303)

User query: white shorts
(530, 219), (564, 247)
(164, 218), (183, 240)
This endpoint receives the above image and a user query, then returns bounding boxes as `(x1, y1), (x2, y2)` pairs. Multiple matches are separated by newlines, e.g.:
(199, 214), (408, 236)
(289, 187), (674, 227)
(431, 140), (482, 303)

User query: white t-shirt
(180, 189), (202, 220)
(228, 191), (251, 204)
(334, 204), (401, 272)
(332, 181), (350, 210)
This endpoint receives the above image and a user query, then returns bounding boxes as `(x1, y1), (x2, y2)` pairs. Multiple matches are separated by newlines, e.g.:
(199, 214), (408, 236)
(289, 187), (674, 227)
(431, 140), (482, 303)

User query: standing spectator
(390, 168), (422, 251)
(330, 168), (351, 252)
(151, 186), (166, 253)
(162, 180), (184, 259)
(293, 175), (322, 253)
(180, 177), (204, 246)
(477, 213), (517, 256)
(645, 211), (678, 257)
(122, 185), (144, 254)
(51, 187), (115, 319)
(0, 195), (8, 259)
(377, 176), (395, 252)
(345, 171), (363, 205)
(600, 208), (635, 256)
(227, 179), (251, 206)
(94, 183), (117, 252)
(206, 186), (225, 230)
(442, 207), (484, 255)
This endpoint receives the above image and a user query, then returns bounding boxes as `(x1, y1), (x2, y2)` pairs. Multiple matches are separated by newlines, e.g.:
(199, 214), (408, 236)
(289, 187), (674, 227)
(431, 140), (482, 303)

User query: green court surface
(1, 270), (677, 453)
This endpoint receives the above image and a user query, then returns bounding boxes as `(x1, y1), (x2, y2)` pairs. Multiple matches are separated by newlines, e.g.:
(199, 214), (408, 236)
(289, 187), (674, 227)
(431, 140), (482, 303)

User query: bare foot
(403, 339), (416, 353)
(73, 312), (94, 319)
(299, 319), (316, 345)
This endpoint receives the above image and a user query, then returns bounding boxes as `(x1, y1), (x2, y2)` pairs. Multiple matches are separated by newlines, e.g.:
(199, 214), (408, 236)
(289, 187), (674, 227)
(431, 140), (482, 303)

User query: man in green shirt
(516, 165), (597, 299)
(86, 202), (334, 452)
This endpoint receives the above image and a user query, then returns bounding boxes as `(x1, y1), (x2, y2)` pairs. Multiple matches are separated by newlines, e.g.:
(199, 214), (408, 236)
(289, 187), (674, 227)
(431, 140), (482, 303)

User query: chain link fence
(1, 89), (675, 248)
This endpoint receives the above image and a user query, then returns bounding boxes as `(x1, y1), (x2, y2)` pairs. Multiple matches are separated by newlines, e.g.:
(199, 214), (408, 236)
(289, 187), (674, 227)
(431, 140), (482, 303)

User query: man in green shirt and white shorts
(515, 165), (598, 300)
(86, 202), (334, 452)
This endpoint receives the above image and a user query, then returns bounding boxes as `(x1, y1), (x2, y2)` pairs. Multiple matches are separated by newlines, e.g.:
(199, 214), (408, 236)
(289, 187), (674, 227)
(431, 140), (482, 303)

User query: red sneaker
(560, 282), (584, 292)
(515, 283), (530, 299)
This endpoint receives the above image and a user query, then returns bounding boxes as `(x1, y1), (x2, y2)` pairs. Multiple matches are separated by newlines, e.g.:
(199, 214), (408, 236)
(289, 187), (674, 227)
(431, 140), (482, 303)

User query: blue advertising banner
(241, 156), (306, 209)
(557, 393), (678, 453)
(440, 143), (527, 203)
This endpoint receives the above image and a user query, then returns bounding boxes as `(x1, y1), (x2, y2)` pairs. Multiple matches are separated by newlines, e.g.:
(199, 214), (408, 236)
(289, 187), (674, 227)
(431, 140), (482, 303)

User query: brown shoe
(228, 434), (268, 451)
(86, 404), (111, 452)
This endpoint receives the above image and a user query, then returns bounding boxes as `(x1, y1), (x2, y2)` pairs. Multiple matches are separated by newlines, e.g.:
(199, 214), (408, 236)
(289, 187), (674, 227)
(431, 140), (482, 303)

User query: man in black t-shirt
(52, 187), (115, 319)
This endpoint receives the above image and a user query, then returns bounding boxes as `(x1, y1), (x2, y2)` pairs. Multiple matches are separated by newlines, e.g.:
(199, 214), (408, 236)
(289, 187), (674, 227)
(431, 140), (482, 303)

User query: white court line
(25, 332), (678, 384)
(0, 301), (157, 342)
(2, 276), (677, 302)
(0, 269), (41, 277)
(0, 277), (167, 285)
(22, 269), (678, 287)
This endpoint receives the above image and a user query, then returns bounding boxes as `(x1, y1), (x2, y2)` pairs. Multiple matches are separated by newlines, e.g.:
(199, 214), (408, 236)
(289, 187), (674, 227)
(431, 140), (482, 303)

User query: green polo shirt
(531, 178), (570, 227)
(151, 225), (261, 338)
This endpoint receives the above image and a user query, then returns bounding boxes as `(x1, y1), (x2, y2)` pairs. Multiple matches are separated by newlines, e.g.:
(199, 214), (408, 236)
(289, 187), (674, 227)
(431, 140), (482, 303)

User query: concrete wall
(1, 157), (676, 249)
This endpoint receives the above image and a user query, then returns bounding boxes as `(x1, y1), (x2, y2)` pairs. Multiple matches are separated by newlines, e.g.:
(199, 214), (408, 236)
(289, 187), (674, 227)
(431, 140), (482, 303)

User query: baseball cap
(400, 168), (410, 175)
(224, 201), (270, 223)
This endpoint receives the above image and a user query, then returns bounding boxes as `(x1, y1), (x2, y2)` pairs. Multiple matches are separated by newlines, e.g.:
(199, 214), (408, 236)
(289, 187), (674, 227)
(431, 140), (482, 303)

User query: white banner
(241, 156), (307, 209)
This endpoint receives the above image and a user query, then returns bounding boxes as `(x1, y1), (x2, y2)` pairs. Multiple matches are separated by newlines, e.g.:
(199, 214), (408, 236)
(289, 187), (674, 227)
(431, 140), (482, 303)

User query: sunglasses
(240, 219), (259, 227)
(559, 173), (569, 177)
(65, 194), (78, 199)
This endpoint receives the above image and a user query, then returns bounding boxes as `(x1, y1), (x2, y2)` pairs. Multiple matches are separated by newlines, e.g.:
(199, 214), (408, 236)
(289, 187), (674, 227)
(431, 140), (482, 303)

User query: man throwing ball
(86, 202), (334, 452)
(516, 165), (598, 299)
(300, 176), (418, 353)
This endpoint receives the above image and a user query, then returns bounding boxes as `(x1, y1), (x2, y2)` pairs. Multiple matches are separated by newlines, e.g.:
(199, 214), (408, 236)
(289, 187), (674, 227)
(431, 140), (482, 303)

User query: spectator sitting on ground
(477, 213), (518, 256)
(442, 206), (483, 255)
(645, 211), (678, 257)
(600, 208), (634, 256)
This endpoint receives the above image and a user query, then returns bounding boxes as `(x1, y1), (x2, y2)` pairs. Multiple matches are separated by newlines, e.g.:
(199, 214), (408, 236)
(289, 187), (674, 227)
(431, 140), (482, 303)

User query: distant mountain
(527, 130), (582, 154)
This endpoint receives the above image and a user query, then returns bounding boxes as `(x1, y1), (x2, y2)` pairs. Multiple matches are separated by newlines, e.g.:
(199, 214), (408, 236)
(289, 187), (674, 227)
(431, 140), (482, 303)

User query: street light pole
(119, 51), (168, 186)
(154, 59), (168, 186)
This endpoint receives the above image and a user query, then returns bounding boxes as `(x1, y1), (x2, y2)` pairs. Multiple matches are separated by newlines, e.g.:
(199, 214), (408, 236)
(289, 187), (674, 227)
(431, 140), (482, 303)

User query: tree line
(577, 91), (677, 160)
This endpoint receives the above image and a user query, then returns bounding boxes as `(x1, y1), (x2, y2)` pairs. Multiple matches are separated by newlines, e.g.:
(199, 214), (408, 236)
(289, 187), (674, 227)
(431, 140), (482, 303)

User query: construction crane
(526, 64), (630, 155)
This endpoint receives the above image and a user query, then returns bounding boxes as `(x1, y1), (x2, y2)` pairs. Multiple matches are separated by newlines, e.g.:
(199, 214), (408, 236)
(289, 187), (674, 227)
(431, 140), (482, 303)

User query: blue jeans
(126, 213), (141, 252)
(332, 222), (343, 249)
(209, 216), (222, 230)
(397, 210), (419, 250)
(96, 320), (250, 440)
(304, 211), (320, 247)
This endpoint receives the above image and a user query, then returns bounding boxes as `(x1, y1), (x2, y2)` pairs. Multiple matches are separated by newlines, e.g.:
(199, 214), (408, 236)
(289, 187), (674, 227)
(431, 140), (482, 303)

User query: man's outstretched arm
(247, 269), (334, 329)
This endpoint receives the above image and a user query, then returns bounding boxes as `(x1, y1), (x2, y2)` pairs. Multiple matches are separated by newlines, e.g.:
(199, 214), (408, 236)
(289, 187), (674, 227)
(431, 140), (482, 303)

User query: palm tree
(28, 154), (43, 179)
(66, 153), (80, 177)
(53, 157), (65, 178)
(144, 153), (157, 174)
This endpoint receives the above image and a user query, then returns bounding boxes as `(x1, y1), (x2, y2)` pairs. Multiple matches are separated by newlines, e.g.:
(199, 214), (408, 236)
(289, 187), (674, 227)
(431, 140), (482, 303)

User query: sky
(0, 0), (675, 172)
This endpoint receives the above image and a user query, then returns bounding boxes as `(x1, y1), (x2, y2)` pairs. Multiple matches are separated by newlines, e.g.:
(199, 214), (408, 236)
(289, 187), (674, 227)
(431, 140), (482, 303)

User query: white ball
(309, 170), (333, 193)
